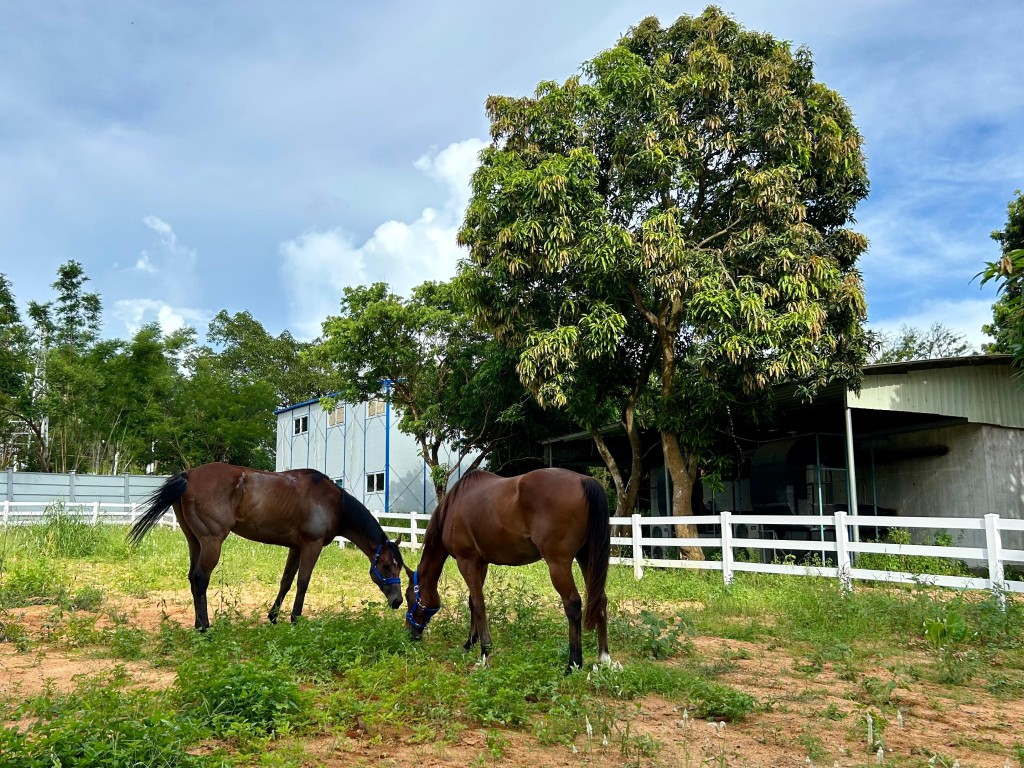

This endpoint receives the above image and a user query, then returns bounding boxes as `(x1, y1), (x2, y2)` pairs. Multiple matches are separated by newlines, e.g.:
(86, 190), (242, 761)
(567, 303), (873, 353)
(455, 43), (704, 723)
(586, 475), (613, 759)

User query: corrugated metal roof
(850, 361), (1024, 428)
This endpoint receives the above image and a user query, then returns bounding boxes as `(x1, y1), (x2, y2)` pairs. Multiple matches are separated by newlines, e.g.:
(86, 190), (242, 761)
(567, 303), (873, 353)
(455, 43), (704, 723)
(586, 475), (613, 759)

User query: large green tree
(981, 190), (1024, 359)
(315, 280), (541, 504)
(459, 7), (870, 554)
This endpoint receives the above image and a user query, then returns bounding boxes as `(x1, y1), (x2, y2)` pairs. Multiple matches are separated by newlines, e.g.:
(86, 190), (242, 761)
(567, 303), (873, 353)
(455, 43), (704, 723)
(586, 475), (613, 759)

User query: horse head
(369, 539), (405, 609)
(404, 566), (440, 640)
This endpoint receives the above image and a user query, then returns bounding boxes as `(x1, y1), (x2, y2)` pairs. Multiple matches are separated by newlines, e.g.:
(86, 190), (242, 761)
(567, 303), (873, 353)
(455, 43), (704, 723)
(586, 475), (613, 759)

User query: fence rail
(3, 502), (1022, 604)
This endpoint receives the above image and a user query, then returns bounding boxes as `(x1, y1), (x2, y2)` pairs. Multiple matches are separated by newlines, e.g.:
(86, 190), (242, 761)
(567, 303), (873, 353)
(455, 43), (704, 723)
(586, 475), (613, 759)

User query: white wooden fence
(3, 502), (1022, 603)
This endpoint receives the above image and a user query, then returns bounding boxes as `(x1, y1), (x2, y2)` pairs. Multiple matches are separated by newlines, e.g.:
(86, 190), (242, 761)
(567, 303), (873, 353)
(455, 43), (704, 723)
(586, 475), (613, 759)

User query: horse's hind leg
(269, 547), (300, 624)
(289, 541), (325, 622)
(190, 538), (223, 631)
(547, 560), (584, 673)
(463, 563), (489, 651)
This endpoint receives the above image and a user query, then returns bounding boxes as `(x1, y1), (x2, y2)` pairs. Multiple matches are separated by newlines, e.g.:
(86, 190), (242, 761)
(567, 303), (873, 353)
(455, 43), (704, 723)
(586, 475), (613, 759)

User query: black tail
(127, 473), (188, 547)
(580, 476), (611, 631)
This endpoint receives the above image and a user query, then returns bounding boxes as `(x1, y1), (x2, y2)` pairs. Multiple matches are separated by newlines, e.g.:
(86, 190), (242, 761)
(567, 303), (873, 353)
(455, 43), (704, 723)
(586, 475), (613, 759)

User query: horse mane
(424, 469), (488, 552)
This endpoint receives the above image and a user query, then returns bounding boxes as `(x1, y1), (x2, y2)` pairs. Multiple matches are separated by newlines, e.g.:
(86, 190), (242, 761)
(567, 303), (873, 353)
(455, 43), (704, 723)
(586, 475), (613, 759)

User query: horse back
(443, 468), (592, 563)
(179, 463), (338, 546)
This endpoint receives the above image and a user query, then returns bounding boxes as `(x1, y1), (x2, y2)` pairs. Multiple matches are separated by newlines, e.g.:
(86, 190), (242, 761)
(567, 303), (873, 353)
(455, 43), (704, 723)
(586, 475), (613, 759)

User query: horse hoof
(268, 613), (279, 625)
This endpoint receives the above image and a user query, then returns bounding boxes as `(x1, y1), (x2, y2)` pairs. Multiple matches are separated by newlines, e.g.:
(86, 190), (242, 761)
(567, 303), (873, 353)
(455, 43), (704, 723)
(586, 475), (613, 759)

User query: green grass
(1, 519), (1023, 766)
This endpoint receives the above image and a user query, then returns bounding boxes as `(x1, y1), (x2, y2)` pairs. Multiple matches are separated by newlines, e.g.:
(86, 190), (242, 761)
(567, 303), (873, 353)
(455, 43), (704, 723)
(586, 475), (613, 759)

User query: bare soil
(3, 592), (1022, 767)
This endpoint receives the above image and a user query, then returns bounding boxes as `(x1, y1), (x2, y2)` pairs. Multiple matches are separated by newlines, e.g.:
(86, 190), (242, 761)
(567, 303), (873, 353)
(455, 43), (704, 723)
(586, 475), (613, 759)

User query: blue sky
(1, 1), (1022, 346)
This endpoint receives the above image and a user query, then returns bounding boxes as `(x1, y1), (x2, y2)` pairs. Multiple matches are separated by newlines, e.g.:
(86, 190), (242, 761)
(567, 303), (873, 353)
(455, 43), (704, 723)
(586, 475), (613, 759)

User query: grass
(1, 517), (1024, 766)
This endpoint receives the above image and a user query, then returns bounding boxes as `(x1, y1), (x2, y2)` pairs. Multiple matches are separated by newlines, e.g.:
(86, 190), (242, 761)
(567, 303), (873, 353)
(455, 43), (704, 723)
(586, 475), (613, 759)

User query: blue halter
(406, 571), (440, 631)
(372, 543), (401, 586)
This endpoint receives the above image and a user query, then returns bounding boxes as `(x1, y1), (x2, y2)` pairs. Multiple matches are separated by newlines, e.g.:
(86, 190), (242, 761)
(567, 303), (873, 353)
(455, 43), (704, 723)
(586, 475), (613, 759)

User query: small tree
(870, 323), (975, 364)
(315, 280), (537, 505)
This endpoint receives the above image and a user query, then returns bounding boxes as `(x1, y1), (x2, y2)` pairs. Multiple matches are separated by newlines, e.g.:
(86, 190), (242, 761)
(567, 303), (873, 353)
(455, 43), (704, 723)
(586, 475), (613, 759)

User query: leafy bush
(857, 528), (969, 577)
(175, 658), (309, 738)
(0, 558), (68, 608)
(8, 679), (208, 767)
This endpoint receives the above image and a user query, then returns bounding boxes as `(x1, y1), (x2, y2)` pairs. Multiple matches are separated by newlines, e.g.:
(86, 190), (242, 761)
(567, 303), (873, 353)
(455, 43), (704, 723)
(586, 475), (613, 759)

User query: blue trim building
(274, 397), (474, 514)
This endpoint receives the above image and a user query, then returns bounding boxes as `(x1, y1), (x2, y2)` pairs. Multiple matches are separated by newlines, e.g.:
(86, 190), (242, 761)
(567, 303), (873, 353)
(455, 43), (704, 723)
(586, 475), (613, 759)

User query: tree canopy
(870, 322), (975, 364)
(459, 7), (870, 548)
(981, 189), (1024, 360)
(315, 279), (546, 503)
(0, 264), (311, 473)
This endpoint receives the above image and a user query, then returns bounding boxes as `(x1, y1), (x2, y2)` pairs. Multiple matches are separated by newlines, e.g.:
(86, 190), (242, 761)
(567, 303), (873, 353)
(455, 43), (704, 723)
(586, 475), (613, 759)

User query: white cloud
(138, 215), (196, 273)
(280, 137), (487, 340)
(135, 252), (156, 273)
(868, 297), (995, 351)
(112, 298), (209, 337)
(114, 216), (208, 338)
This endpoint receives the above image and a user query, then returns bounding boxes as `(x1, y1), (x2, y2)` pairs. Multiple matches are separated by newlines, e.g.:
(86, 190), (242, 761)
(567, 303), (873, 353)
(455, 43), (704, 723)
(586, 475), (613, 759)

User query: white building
(275, 395), (474, 514)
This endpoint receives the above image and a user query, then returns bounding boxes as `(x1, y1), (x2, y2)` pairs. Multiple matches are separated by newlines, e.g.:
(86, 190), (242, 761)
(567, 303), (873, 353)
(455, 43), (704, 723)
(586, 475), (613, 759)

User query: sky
(1, 1), (1022, 347)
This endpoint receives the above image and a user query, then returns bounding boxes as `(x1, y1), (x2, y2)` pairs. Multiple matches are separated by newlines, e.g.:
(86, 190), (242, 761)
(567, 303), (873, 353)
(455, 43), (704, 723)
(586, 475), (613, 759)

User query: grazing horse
(404, 468), (611, 672)
(127, 462), (405, 629)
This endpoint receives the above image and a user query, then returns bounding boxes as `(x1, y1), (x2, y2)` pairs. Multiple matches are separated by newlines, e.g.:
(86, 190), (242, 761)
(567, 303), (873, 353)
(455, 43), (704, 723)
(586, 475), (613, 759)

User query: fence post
(984, 513), (1006, 611)
(2, 499), (8, 526)
(834, 510), (852, 592)
(130, 503), (138, 524)
(720, 511), (734, 585)
(410, 513), (418, 549)
(631, 513), (644, 580)
(92, 501), (100, 524)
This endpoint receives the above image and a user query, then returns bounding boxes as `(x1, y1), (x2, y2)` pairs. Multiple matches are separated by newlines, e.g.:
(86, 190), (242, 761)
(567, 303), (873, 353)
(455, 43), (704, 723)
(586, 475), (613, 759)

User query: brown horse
(404, 468), (611, 672)
(127, 462), (405, 629)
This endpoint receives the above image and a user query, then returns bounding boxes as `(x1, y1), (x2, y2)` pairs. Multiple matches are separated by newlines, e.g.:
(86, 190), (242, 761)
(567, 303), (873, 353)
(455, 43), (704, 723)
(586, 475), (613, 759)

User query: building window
(367, 399), (386, 418)
(327, 404), (345, 427)
(293, 415), (308, 435)
(366, 472), (385, 494)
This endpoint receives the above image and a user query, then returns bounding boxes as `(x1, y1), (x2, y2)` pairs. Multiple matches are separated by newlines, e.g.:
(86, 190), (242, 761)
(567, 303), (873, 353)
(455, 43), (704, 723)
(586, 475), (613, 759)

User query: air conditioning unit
(734, 522), (762, 541)
(647, 523), (676, 560)
(650, 524), (674, 540)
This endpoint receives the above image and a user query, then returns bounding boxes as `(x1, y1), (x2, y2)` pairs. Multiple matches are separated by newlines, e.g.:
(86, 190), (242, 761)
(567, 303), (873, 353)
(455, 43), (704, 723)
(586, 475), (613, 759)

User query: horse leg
(191, 538), (223, 631)
(548, 560), (584, 673)
(269, 547), (300, 624)
(456, 557), (491, 665)
(463, 563), (489, 651)
(289, 540), (325, 622)
(576, 551), (611, 665)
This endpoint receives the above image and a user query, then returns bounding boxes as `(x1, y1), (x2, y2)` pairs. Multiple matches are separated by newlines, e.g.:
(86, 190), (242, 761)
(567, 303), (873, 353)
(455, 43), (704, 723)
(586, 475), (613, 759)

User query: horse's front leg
(463, 562), (489, 651)
(269, 547), (300, 623)
(289, 541), (325, 622)
(547, 560), (584, 673)
(456, 557), (492, 665)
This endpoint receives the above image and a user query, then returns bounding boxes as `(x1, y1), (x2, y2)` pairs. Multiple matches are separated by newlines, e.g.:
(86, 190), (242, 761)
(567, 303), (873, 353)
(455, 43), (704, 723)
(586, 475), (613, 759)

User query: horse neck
(335, 493), (384, 559)
(415, 535), (448, 598)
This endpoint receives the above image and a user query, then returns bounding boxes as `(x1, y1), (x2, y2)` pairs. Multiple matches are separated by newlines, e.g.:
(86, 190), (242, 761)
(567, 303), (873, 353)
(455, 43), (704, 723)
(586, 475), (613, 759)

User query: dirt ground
(3, 592), (1023, 767)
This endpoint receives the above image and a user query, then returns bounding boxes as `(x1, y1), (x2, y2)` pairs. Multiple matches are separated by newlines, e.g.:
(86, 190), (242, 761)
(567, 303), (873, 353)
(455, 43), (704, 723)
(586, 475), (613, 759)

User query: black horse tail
(580, 476), (611, 631)
(127, 473), (189, 547)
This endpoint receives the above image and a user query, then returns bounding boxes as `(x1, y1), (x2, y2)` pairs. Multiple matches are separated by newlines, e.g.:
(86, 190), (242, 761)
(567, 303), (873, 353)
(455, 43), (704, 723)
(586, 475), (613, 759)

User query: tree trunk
(662, 432), (704, 560)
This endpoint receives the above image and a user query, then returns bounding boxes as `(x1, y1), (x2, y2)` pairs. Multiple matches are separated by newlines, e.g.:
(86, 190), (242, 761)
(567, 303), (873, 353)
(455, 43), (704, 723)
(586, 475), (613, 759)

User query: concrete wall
(869, 423), (1024, 550)
(1, 469), (168, 504)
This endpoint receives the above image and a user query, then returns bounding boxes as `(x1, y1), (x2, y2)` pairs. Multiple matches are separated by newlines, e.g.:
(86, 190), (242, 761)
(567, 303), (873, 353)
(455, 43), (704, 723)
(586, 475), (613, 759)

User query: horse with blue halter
(127, 462), (404, 629)
(404, 467), (611, 672)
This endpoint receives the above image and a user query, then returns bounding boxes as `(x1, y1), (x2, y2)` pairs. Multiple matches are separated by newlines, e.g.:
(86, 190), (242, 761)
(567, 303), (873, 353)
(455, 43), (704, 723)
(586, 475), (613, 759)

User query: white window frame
(327, 404), (345, 427)
(366, 471), (385, 494)
(293, 415), (308, 435)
